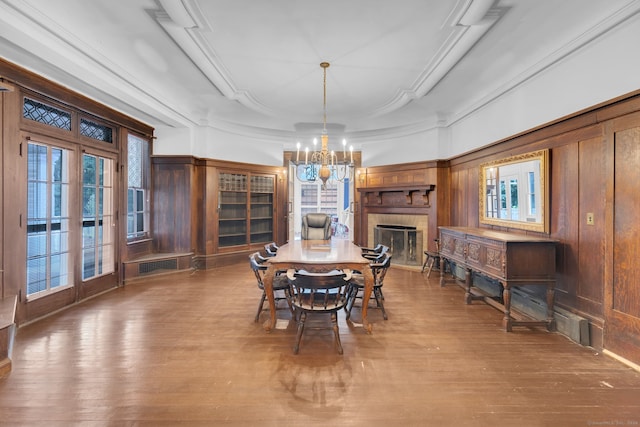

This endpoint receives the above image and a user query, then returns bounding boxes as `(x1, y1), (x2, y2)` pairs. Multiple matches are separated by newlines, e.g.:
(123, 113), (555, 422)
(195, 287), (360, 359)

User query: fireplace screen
(374, 225), (423, 266)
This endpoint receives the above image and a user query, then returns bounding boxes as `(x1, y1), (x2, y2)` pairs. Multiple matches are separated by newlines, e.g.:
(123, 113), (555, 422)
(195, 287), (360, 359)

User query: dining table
(262, 239), (375, 333)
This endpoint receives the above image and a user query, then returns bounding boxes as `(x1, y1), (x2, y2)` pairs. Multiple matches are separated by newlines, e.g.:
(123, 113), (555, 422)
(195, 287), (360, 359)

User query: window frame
(126, 132), (151, 242)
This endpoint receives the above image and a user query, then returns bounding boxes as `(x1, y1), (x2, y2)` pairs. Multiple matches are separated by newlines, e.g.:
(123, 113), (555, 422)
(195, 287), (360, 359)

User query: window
(82, 154), (115, 280)
(80, 118), (113, 143)
(26, 143), (72, 296)
(528, 171), (536, 215)
(127, 134), (150, 239)
(23, 97), (71, 131)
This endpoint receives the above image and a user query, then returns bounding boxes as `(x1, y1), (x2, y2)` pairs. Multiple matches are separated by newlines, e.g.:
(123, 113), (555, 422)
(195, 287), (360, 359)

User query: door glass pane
(26, 143), (72, 297)
(82, 154), (114, 281)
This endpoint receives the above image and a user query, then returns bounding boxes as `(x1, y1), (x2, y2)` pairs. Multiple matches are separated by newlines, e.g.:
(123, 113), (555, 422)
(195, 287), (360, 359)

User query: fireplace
(366, 213), (428, 269)
(374, 224), (422, 266)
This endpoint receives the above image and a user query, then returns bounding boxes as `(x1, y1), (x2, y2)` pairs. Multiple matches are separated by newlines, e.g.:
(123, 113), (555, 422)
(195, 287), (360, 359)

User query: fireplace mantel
(358, 185), (436, 206)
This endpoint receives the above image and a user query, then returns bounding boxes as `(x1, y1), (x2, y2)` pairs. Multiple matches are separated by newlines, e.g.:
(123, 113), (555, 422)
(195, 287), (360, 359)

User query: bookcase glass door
(218, 172), (275, 249)
(218, 173), (248, 248)
(250, 175), (274, 244)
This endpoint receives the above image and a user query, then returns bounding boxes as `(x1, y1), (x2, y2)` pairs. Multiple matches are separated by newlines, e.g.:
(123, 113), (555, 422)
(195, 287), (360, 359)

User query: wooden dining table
(262, 239), (375, 333)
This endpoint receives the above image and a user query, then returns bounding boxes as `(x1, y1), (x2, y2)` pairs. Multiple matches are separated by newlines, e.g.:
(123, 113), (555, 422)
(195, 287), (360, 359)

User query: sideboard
(438, 226), (558, 332)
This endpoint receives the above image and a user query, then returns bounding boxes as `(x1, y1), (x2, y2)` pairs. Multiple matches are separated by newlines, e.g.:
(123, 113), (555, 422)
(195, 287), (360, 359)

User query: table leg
(439, 255), (445, 287)
(360, 266), (374, 334)
(262, 264), (277, 332)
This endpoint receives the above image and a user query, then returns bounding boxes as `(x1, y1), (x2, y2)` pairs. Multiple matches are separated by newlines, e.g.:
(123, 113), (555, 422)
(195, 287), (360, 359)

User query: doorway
(288, 163), (353, 241)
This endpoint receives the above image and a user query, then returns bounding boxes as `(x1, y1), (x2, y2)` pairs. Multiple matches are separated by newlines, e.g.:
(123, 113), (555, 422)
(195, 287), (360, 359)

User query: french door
(288, 163), (354, 241)
(26, 142), (74, 296)
(26, 138), (117, 299)
(81, 152), (116, 282)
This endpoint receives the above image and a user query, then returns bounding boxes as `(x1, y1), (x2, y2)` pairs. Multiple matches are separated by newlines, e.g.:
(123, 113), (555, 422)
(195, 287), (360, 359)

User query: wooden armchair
(287, 270), (350, 354)
(249, 252), (292, 322)
(345, 252), (392, 320)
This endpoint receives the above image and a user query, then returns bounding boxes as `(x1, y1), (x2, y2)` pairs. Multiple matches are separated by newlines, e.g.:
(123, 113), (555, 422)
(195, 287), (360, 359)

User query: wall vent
(138, 258), (178, 275)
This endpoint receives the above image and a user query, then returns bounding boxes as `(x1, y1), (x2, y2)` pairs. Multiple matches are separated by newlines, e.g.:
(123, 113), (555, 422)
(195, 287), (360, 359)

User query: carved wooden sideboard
(438, 226), (557, 332)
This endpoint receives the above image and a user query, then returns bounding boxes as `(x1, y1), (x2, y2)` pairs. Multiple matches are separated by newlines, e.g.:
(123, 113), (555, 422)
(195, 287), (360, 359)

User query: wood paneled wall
(355, 90), (640, 365)
(446, 91), (640, 360)
(354, 161), (450, 253)
(151, 156), (287, 268)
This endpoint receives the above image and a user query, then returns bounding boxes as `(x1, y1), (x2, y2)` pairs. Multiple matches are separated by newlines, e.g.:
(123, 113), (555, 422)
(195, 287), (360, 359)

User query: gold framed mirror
(479, 149), (549, 233)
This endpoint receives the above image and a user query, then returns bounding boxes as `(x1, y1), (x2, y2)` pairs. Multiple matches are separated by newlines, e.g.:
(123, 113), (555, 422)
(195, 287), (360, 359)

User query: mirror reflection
(479, 150), (548, 233)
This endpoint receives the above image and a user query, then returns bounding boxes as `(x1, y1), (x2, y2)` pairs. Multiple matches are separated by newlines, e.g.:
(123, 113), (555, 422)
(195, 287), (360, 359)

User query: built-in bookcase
(218, 172), (275, 249)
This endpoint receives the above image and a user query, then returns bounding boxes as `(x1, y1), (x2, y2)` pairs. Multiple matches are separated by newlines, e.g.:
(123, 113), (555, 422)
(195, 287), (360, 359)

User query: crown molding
(367, 1), (505, 118)
(0, 0), (199, 127)
(447, 0), (640, 128)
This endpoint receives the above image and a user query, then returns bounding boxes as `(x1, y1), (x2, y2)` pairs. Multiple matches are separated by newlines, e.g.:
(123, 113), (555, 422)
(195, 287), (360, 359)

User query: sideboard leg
(502, 282), (513, 332)
(464, 268), (473, 304)
(546, 283), (556, 331)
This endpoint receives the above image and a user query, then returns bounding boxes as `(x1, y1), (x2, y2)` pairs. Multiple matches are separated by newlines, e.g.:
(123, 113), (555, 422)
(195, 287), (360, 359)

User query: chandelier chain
(321, 62), (329, 131)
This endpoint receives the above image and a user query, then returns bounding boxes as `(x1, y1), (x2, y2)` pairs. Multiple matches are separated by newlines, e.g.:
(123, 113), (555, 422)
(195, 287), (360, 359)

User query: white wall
(447, 12), (640, 159)
(154, 125), (285, 166)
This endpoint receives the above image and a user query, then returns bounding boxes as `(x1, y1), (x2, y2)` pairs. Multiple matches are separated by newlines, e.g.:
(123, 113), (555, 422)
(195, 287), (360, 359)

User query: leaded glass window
(80, 118), (113, 143)
(23, 98), (71, 131)
(127, 134), (150, 239)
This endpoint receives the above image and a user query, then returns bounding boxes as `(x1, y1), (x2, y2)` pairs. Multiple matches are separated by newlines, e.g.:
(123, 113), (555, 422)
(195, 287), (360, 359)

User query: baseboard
(447, 265), (590, 345)
(510, 288), (590, 346)
(603, 349), (640, 373)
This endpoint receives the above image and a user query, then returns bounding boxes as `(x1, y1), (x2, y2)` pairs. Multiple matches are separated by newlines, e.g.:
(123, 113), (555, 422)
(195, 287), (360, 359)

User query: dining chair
(345, 252), (392, 320)
(264, 242), (278, 257)
(361, 244), (389, 262)
(301, 213), (332, 240)
(421, 238), (449, 278)
(249, 252), (293, 322)
(287, 270), (350, 354)
(360, 243), (383, 256)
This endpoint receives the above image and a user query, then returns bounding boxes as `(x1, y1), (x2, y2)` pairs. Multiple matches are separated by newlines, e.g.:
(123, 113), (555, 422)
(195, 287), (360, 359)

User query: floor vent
(138, 258), (178, 275)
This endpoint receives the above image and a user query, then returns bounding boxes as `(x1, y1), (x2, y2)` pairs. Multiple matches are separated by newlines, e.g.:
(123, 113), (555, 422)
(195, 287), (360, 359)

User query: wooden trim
(358, 185), (436, 206)
(0, 58), (153, 136)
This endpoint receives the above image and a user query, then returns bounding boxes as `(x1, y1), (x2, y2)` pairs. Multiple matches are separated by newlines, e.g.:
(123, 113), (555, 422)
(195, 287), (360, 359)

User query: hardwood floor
(1, 263), (639, 426)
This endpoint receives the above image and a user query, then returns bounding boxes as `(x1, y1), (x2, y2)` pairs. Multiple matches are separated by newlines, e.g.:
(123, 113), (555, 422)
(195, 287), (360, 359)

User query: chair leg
(426, 256), (435, 278)
(421, 253), (429, 272)
(331, 311), (343, 355)
(293, 312), (306, 354)
(283, 288), (295, 315)
(255, 291), (266, 323)
(374, 287), (388, 320)
(344, 285), (359, 320)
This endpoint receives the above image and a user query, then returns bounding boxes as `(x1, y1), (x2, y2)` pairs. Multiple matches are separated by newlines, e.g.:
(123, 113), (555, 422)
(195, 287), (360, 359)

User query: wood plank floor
(1, 263), (640, 426)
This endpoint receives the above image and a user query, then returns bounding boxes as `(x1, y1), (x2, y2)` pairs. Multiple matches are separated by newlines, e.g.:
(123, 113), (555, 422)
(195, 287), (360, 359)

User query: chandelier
(293, 62), (354, 189)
